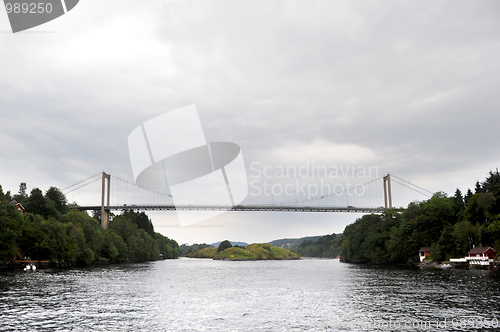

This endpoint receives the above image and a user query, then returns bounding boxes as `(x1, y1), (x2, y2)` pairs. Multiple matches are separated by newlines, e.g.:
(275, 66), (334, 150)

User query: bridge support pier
(383, 174), (393, 209)
(101, 172), (111, 229)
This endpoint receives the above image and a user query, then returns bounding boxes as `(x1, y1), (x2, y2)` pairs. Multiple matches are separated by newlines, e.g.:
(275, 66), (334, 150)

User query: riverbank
(0, 256), (172, 270)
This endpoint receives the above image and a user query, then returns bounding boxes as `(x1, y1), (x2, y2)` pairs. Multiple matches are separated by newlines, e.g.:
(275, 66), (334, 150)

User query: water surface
(1, 259), (499, 331)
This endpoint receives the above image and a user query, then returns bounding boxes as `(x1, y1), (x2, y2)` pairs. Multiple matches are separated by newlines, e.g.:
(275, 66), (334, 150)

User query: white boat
(441, 264), (451, 269)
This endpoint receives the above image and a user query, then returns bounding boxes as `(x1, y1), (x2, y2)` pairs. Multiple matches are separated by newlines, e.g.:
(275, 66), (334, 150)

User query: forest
(340, 170), (500, 264)
(294, 233), (342, 258)
(0, 183), (180, 265)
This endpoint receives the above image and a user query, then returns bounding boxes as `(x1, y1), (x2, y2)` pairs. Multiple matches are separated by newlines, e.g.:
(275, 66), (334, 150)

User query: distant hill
(211, 241), (249, 248)
(269, 235), (324, 250)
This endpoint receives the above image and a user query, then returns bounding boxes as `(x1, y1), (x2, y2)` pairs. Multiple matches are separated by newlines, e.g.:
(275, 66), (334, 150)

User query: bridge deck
(77, 205), (387, 213)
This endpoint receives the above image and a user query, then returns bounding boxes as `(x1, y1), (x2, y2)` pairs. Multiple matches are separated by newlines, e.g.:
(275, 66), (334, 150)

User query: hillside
(269, 235), (323, 249)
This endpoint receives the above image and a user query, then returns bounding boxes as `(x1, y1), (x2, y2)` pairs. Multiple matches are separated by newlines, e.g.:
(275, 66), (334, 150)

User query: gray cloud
(1, 0), (499, 244)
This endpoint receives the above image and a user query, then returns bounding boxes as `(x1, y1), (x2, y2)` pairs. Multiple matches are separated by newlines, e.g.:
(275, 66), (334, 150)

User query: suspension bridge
(64, 172), (433, 229)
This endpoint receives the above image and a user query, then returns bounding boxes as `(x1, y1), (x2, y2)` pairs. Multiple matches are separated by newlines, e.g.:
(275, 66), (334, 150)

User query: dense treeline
(295, 233), (342, 258)
(341, 170), (500, 264)
(0, 183), (179, 265)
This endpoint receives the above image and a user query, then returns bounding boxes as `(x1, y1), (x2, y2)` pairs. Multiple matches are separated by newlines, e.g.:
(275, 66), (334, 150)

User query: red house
(419, 247), (431, 262)
(467, 247), (496, 260)
(10, 200), (24, 214)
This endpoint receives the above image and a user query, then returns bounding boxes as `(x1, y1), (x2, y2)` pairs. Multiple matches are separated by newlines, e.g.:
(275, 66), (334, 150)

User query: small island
(187, 241), (300, 261)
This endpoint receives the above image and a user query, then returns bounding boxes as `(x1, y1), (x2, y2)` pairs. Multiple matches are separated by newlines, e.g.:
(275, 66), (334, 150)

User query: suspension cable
(64, 177), (102, 194)
(62, 172), (101, 191)
(390, 174), (433, 194)
(391, 178), (431, 197)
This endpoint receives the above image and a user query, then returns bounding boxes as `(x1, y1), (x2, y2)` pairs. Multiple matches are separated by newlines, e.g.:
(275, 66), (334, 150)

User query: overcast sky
(1, 1), (499, 245)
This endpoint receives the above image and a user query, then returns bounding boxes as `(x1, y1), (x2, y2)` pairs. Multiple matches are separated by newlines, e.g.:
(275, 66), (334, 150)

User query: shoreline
(0, 257), (175, 270)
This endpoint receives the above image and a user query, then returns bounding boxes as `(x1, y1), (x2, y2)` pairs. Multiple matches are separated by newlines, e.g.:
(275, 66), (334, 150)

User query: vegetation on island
(180, 243), (213, 257)
(294, 233), (342, 258)
(270, 234), (342, 258)
(269, 235), (322, 250)
(217, 240), (233, 253)
(187, 246), (218, 258)
(0, 183), (180, 265)
(187, 241), (300, 260)
(340, 170), (500, 264)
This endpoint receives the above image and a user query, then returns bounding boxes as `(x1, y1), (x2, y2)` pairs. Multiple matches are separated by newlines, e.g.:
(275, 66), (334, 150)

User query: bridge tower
(383, 174), (393, 209)
(101, 172), (111, 229)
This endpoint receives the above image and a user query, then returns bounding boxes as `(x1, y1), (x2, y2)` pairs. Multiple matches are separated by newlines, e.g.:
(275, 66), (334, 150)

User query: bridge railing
(76, 204), (389, 213)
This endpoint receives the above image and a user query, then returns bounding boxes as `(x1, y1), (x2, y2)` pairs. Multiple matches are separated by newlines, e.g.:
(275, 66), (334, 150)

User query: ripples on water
(1, 259), (499, 331)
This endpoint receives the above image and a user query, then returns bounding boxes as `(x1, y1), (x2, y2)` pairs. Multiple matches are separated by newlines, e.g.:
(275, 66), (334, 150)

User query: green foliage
(295, 233), (342, 257)
(119, 210), (155, 237)
(0, 204), (24, 260)
(269, 236), (322, 249)
(155, 233), (180, 259)
(341, 213), (399, 264)
(45, 187), (69, 215)
(187, 243), (300, 260)
(187, 247), (217, 258)
(0, 183), (180, 264)
(217, 240), (233, 253)
(13, 182), (28, 204)
(340, 170), (500, 264)
(180, 243), (212, 256)
(214, 243), (300, 260)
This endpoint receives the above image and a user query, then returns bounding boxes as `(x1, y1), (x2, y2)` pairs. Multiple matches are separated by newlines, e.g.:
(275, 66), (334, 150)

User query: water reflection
(1, 259), (499, 331)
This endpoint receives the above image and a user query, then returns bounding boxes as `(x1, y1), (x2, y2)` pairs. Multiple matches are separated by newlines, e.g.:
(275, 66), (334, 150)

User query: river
(1, 258), (499, 331)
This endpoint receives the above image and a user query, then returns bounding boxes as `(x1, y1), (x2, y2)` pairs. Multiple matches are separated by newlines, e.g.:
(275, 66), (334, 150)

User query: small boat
(441, 264), (451, 269)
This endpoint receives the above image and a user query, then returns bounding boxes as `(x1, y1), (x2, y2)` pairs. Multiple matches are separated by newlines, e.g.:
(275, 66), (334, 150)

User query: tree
(0, 202), (24, 260)
(476, 193), (496, 224)
(411, 192), (454, 246)
(217, 240), (232, 253)
(453, 220), (479, 255)
(340, 214), (397, 264)
(18, 182), (27, 198)
(464, 188), (473, 206)
(430, 224), (456, 261)
(452, 189), (465, 214)
(45, 187), (68, 214)
(119, 210), (154, 237)
(481, 169), (500, 214)
(25, 188), (48, 218)
(475, 181), (484, 194)
(13, 182), (28, 204)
